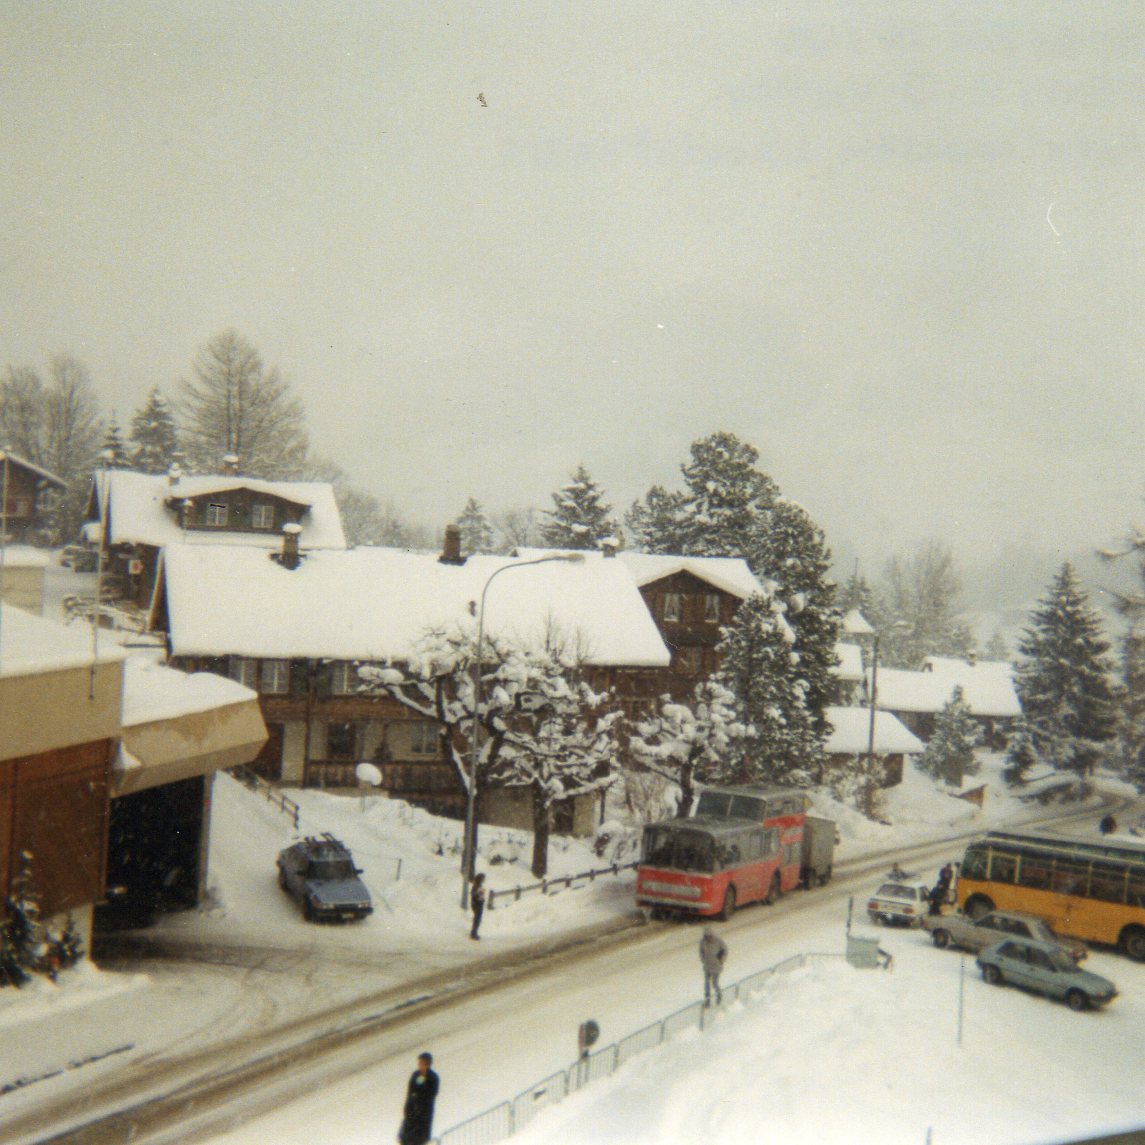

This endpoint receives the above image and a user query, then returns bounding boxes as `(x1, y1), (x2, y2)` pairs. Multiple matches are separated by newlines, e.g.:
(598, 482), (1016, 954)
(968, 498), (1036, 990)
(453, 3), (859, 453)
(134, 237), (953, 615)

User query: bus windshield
(642, 826), (715, 873)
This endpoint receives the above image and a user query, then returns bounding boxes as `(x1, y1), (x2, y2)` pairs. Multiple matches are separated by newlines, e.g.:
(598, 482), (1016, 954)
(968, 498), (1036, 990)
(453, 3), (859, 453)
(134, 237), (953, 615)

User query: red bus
(636, 816), (783, 919)
(692, 784), (810, 895)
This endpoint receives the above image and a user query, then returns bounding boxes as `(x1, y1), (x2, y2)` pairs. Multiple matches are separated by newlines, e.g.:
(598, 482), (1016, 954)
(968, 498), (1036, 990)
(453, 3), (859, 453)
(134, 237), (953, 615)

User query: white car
(866, 879), (931, 926)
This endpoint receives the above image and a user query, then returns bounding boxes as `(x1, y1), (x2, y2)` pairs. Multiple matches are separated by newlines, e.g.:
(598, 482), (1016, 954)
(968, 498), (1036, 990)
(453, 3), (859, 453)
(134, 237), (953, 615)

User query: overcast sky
(2, 2), (1143, 601)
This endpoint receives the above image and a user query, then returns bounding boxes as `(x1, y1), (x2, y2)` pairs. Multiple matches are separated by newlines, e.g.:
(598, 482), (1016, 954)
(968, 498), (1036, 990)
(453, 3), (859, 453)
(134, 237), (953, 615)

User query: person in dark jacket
(699, 926), (728, 1006)
(470, 872), (487, 940)
(929, 863), (953, 915)
(398, 1051), (439, 1145)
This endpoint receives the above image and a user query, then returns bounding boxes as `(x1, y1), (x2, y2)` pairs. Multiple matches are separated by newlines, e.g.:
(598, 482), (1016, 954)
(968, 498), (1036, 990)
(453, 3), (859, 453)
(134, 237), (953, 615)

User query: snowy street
(3, 765), (1143, 1145)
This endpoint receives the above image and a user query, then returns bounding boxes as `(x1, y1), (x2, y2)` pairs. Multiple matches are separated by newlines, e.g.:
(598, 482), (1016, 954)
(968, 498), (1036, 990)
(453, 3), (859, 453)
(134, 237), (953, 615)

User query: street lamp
(460, 551), (587, 908)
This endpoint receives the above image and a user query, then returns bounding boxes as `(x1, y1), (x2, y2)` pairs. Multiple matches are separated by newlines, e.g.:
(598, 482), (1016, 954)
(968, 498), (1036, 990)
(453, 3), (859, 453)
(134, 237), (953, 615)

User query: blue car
(977, 937), (1117, 1011)
(277, 835), (373, 922)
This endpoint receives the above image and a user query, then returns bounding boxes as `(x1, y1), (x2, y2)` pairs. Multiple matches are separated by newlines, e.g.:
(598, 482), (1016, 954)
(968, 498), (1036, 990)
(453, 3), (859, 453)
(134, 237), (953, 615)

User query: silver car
(923, 909), (1087, 962)
(977, 937), (1116, 1011)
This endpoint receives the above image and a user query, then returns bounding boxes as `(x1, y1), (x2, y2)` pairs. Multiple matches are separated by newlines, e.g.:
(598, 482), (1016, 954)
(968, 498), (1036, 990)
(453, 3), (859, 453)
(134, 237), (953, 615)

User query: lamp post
(460, 551), (586, 908)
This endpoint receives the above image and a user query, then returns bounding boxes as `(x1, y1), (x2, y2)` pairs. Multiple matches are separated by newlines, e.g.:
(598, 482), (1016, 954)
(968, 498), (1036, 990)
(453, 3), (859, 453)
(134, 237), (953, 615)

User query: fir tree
(919, 686), (983, 786)
(540, 464), (618, 550)
(625, 485), (689, 554)
(1115, 630), (1145, 792)
(983, 630), (1010, 662)
(715, 593), (822, 785)
(1002, 719), (1039, 786)
(98, 412), (131, 469)
(457, 497), (494, 555)
(1014, 563), (1116, 780)
(129, 386), (181, 474)
(6, 851), (47, 975)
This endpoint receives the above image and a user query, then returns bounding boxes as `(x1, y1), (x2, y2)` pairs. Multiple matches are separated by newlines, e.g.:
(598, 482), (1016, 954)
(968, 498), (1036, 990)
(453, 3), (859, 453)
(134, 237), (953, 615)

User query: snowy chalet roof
(156, 546), (672, 667)
(514, 548), (766, 599)
(0, 450), (67, 488)
(824, 706), (925, 756)
(0, 602), (125, 679)
(870, 658), (1021, 718)
(833, 642), (864, 681)
(91, 470), (347, 550)
(841, 609), (875, 637)
(0, 545), (51, 568)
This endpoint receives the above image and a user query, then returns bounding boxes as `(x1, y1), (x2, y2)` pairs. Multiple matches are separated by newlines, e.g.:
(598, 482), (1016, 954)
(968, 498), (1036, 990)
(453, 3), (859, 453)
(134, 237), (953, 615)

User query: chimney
(439, 523), (466, 566)
(600, 536), (618, 558)
(166, 463), (183, 487)
(222, 454), (240, 476)
(280, 522), (302, 570)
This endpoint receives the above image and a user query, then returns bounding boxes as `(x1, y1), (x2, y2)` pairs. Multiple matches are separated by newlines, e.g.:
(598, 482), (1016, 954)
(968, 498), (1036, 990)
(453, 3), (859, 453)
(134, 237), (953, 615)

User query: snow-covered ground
(2, 754), (1143, 1145)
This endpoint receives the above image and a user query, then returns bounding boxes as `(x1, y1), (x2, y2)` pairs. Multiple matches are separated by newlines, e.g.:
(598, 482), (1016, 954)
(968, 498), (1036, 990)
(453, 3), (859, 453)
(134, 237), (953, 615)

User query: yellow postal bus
(955, 829), (1145, 960)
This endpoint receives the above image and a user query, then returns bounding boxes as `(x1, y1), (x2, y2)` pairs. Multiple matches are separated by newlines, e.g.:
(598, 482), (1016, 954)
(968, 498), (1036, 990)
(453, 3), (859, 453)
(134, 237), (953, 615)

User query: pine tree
(6, 851), (47, 975)
(715, 593), (822, 785)
(983, 630), (1010, 662)
(625, 485), (689, 554)
(1014, 563), (1116, 780)
(919, 686), (983, 786)
(540, 465), (618, 550)
(128, 386), (181, 474)
(99, 413), (131, 469)
(457, 497), (494, 555)
(1115, 630), (1145, 792)
(1002, 719), (1039, 786)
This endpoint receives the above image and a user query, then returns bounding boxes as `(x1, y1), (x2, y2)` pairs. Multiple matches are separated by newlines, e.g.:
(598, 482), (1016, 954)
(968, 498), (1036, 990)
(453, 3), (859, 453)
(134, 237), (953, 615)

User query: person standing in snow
(470, 872), (487, 940)
(699, 926), (727, 1006)
(397, 1051), (439, 1145)
(929, 863), (953, 916)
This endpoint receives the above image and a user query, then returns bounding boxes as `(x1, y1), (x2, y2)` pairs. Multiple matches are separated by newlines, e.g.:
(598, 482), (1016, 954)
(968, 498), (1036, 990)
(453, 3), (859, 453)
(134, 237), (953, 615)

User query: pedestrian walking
(470, 872), (486, 940)
(929, 863), (953, 915)
(397, 1051), (439, 1145)
(1100, 814), (1117, 836)
(699, 926), (727, 1006)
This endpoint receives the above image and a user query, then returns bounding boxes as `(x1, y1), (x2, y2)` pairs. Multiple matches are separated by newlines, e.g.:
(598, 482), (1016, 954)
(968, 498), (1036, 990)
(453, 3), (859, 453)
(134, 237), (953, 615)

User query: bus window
(1128, 868), (1145, 909)
(1017, 859), (1050, 890)
(696, 792), (732, 817)
(643, 827), (675, 868)
(961, 846), (988, 881)
(729, 795), (766, 820)
(1051, 858), (1089, 896)
(676, 834), (714, 873)
(990, 853), (1017, 884)
(1090, 863), (1127, 904)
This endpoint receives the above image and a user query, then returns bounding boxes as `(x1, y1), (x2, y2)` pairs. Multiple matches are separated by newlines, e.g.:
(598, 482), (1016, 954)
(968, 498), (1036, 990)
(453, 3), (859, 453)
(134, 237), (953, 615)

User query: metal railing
(229, 766), (302, 829)
(435, 951), (843, 1145)
(487, 861), (639, 910)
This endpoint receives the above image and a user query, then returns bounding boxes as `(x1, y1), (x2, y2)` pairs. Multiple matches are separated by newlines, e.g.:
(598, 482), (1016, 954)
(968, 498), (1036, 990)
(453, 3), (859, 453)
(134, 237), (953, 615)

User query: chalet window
(676, 647), (703, 674)
(663, 592), (682, 621)
(204, 502), (229, 527)
(229, 657), (258, 688)
(327, 721), (357, 760)
(704, 593), (721, 622)
(330, 662), (357, 694)
(260, 659), (290, 694)
(251, 503), (275, 530)
(409, 722), (439, 756)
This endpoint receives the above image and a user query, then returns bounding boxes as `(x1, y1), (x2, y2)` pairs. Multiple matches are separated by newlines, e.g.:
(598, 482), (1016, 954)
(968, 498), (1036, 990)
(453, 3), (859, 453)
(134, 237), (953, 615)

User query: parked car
(866, 879), (931, 926)
(923, 909), (1087, 962)
(60, 544), (99, 572)
(977, 938), (1117, 1011)
(276, 834), (373, 922)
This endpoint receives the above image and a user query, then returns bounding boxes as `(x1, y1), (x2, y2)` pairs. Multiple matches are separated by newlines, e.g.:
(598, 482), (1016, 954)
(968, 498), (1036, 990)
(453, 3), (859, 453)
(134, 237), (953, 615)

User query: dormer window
(663, 592), (682, 622)
(205, 502), (228, 527)
(704, 593), (721, 622)
(251, 503), (275, 530)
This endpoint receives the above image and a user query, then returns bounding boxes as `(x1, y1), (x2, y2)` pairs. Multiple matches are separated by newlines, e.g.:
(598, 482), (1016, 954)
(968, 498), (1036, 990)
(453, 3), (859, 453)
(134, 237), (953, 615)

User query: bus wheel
(765, 875), (781, 906)
(1120, 927), (1145, 961)
(719, 886), (736, 921)
(965, 895), (994, 920)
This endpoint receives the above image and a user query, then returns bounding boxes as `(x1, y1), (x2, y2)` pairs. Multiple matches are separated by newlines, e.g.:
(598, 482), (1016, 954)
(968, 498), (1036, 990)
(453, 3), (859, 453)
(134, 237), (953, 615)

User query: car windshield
(1046, 948), (1077, 973)
(308, 859), (355, 880)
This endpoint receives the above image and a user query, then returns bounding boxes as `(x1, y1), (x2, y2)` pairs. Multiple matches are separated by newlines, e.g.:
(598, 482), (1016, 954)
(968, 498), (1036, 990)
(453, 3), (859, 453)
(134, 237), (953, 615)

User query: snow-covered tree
(0, 366), (47, 461)
(128, 386), (181, 474)
(358, 625), (620, 878)
(628, 679), (746, 818)
(877, 541), (975, 668)
(493, 505), (540, 553)
(837, 568), (884, 625)
(1014, 563), (1116, 780)
(714, 592), (823, 785)
(99, 413), (131, 469)
(919, 686), (983, 786)
(625, 485), (690, 554)
(540, 465), (618, 550)
(1002, 719), (1039, 786)
(179, 329), (308, 478)
(457, 498), (494, 555)
(983, 630), (1010, 662)
(5, 850), (47, 977)
(1100, 525), (1145, 791)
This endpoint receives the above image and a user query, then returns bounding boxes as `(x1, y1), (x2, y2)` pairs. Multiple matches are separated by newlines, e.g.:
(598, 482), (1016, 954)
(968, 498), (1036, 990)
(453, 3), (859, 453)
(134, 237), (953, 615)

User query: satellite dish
(355, 762), (382, 787)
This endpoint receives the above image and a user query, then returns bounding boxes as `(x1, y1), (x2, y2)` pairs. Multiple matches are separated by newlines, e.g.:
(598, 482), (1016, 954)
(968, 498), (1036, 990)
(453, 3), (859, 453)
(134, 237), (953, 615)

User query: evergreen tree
(983, 630), (1010, 662)
(837, 568), (883, 623)
(179, 329), (308, 478)
(5, 851), (47, 975)
(457, 497), (495, 555)
(1002, 719), (1039, 786)
(919, 686), (983, 786)
(540, 465), (618, 550)
(625, 485), (690, 554)
(1014, 563), (1117, 780)
(128, 386), (181, 474)
(1100, 525), (1145, 792)
(99, 412), (132, 469)
(715, 593), (822, 785)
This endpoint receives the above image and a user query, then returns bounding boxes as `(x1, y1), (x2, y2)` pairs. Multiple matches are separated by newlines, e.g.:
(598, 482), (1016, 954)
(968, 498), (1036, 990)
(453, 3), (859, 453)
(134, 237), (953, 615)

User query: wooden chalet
(0, 450), (67, 545)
